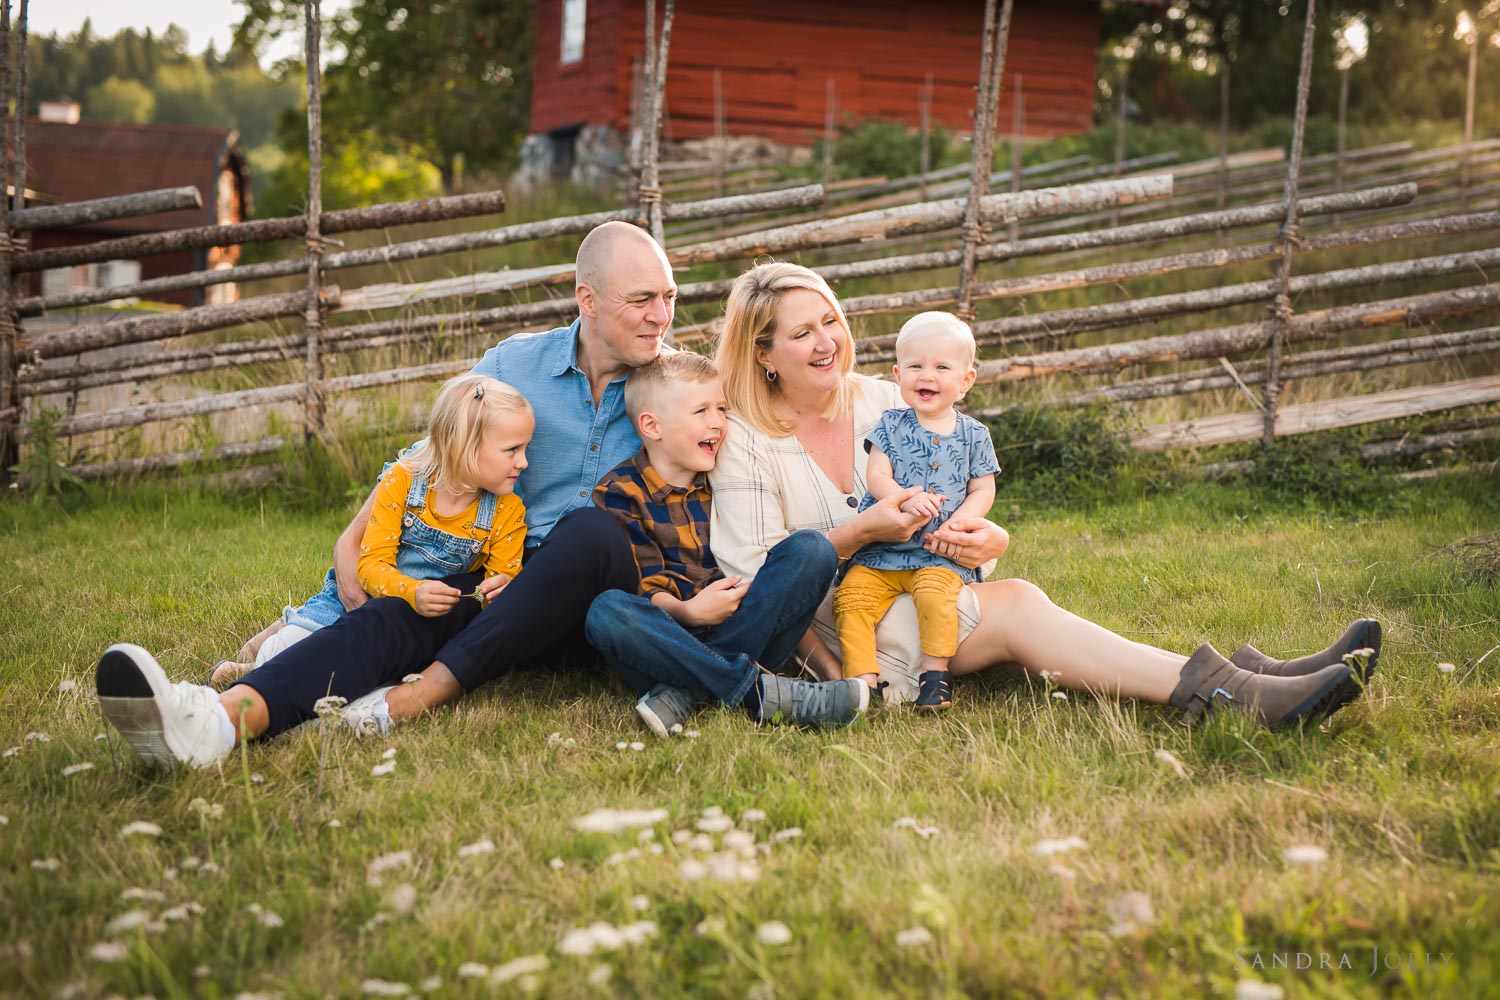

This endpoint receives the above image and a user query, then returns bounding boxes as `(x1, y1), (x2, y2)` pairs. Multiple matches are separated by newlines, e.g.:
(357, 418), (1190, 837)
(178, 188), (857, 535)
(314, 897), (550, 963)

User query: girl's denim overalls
(284, 474), (500, 631)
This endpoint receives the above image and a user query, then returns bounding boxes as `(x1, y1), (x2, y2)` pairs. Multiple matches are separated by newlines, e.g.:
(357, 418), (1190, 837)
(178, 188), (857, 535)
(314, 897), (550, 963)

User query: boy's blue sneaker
(755, 675), (868, 729)
(637, 685), (696, 737)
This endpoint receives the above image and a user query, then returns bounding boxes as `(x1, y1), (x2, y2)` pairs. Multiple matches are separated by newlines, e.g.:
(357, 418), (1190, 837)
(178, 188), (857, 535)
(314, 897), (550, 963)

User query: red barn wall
(530, 0), (1100, 143)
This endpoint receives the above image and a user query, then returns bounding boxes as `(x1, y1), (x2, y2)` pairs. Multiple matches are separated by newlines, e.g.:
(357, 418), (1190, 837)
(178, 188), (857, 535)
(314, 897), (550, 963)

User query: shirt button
(930, 462), (939, 470)
(579, 489), (588, 497)
(933, 437), (940, 445)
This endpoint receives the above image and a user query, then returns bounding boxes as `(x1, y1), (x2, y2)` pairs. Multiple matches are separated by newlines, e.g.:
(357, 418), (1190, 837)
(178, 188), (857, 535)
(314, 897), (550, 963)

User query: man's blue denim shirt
(469, 318), (640, 547)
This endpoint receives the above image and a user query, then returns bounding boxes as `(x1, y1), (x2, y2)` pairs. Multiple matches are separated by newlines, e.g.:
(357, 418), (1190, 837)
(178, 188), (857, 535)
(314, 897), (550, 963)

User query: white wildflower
(518, 974), (542, 993)
(1437, 662), (1457, 674)
(359, 979), (411, 997)
(61, 763), (94, 777)
(697, 815), (734, 833)
(742, 809), (767, 823)
(313, 695), (348, 718)
(648, 843), (664, 855)
(894, 926), (934, 948)
(489, 954), (548, 985)
(31, 857), (61, 871)
(420, 977), (442, 993)
(182, 856), (201, 870)
(120, 821), (162, 839)
(683, 730), (700, 739)
(53, 980), (86, 999)
(1048, 863), (1076, 880)
(892, 817), (917, 830)
(572, 808), (668, 834)
(558, 929), (600, 956)
(1282, 845), (1328, 866)
(1051, 690), (1068, 701)
(366, 850), (413, 886)
(615, 742), (628, 750)
(58, 680), (76, 693)
(89, 941), (128, 962)
(457, 963), (489, 979)
(2, 746), (19, 757)
(587, 964), (613, 986)
(695, 917), (726, 936)
(247, 904), (284, 929)
(235, 992), (279, 1000)
(1154, 749), (1189, 779)
(669, 723), (683, 735)
(1107, 891), (1156, 937)
(326, 819), (343, 829)
(24, 732), (50, 742)
(381, 747), (398, 760)
(187, 798), (224, 821)
(549, 857), (566, 871)
(250, 773), (265, 784)
(914, 826), (939, 839)
(629, 741), (645, 751)
(193, 964), (211, 978)
(605, 848), (641, 866)
(94, 734), (107, 742)
(637, 828), (656, 843)
(106, 910), (153, 935)
(199, 861), (221, 874)
(679, 859), (708, 881)
(120, 888), (165, 904)
(756, 921), (793, 946)
(1030, 836), (1087, 857)
(401, 674), (423, 684)
(671, 829), (692, 845)
(631, 895), (650, 911)
(370, 761), (396, 777)
(771, 827), (803, 842)
(688, 833), (715, 853)
(457, 839), (495, 858)
(384, 883), (418, 914)
(1234, 982), (1286, 1000)
(620, 921), (657, 945)
(723, 830), (756, 853)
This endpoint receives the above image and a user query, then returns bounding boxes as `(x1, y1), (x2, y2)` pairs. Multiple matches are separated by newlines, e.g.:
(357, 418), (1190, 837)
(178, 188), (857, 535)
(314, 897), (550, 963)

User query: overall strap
(474, 490), (499, 532)
(405, 471), (429, 509)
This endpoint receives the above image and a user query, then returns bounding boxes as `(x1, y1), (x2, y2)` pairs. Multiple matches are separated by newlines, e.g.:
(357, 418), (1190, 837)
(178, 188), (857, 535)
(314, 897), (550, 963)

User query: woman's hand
(922, 517), (1009, 570)
(859, 486), (933, 545)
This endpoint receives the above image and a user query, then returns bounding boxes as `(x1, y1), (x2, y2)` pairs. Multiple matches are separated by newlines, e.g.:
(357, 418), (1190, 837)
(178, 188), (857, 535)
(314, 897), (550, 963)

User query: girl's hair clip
(473, 382), (486, 400)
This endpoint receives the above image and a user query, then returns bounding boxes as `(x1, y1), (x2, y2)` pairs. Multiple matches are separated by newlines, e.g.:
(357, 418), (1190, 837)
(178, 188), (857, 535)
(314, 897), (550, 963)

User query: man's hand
(922, 517), (1010, 570)
(414, 580), (462, 617)
(899, 491), (946, 520)
(679, 576), (746, 627)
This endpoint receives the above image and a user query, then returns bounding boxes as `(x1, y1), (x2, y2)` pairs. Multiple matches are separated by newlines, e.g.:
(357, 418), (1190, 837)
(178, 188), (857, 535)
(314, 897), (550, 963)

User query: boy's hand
(899, 491), (945, 519)
(862, 486), (932, 544)
(681, 576), (746, 627)
(414, 580), (462, 617)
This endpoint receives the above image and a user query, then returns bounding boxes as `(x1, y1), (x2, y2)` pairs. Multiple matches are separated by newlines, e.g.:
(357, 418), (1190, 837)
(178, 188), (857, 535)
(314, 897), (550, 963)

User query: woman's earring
(765, 368), (778, 383)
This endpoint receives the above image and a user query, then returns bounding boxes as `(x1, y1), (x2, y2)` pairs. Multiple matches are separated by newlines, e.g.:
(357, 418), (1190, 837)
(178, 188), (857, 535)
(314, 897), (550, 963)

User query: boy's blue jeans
(584, 530), (838, 706)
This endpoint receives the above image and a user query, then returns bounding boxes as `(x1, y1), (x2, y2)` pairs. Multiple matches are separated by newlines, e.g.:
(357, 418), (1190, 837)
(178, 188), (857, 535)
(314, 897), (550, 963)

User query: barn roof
(24, 118), (250, 235)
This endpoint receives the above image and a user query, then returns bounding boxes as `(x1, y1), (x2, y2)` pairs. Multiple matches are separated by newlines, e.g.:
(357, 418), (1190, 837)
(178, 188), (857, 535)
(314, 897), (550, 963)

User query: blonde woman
(709, 261), (1379, 724)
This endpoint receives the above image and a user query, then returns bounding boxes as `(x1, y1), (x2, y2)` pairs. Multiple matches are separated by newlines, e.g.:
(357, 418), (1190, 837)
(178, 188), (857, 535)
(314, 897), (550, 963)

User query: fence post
(1463, 29), (1477, 211)
(821, 79), (836, 219)
(954, 0), (1013, 322)
(1334, 64), (1348, 229)
(1262, 0), (1318, 451)
(1008, 74), (1023, 244)
(303, 0), (326, 440)
(1110, 61), (1128, 228)
(919, 73), (933, 203)
(638, 0), (675, 249)
(1216, 58), (1229, 248)
(0, 0), (18, 486)
(713, 67), (726, 235)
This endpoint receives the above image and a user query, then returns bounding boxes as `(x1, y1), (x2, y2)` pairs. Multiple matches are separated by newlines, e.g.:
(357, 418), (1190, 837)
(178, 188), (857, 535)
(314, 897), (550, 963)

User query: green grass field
(2, 472), (1498, 998)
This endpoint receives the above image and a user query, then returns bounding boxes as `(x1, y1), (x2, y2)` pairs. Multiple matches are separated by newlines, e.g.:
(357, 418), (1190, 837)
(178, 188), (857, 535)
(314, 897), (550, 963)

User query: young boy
(585, 352), (869, 735)
(832, 312), (1000, 711)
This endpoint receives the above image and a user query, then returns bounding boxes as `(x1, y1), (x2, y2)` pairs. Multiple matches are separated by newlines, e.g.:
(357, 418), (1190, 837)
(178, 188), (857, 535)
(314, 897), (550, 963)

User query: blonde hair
(895, 311), (978, 368)
(401, 373), (532, 493)
(713, 261), (857, 437)
(624, 350), (720, 424)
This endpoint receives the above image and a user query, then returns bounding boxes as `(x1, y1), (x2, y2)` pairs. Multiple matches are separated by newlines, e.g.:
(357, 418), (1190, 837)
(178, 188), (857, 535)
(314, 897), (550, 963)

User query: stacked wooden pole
(304, 0), (327, 438)
(954, 0), (1013, 321)
(0, 0), (17, 483)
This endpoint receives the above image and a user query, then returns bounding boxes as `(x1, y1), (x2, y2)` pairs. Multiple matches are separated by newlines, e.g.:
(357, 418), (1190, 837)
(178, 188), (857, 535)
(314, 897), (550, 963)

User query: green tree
(83, 76), (156, 123)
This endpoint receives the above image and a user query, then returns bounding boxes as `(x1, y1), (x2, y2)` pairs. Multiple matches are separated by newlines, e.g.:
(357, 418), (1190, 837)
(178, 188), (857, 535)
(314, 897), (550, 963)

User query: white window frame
(561, 0), (586, 65)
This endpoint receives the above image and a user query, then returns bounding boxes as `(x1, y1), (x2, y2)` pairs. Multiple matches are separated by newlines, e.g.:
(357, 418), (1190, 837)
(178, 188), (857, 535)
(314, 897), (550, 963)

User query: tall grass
(1, 472), (1497, 997)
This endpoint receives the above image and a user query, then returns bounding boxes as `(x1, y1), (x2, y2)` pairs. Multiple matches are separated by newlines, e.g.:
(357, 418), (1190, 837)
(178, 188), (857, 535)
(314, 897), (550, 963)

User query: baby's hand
(899, 491), (945, 520)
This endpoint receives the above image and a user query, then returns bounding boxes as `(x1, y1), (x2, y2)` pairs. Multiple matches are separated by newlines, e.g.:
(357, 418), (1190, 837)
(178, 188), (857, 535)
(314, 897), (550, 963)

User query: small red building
(24, 117), (251, 308)
(529, 0), (1099, 163)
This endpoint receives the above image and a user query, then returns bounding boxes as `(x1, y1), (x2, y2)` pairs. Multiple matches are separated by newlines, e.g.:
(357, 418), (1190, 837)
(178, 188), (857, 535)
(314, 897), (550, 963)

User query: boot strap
(1180, 685), (1235, 725)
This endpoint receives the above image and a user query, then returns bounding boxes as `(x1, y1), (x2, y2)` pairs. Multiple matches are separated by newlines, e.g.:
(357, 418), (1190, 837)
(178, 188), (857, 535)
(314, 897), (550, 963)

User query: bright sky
(29, 0), (351, 61)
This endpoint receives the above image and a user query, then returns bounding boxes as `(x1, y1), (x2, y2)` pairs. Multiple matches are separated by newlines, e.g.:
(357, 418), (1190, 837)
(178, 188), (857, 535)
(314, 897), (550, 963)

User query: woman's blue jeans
(584, 530), (838, 706)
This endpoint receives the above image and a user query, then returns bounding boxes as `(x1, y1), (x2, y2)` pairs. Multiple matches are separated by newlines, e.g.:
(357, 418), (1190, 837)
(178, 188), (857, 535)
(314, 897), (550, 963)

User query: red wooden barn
(24, 118), (251, 308)
(529, 0), (1099, 166)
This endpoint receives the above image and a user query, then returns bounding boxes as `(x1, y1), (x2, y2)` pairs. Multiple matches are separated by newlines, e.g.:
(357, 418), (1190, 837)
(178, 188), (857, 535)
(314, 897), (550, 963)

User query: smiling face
(638, 377), (730, 487)
(758, 287), (849, 404)
(471, 409), (535, 496)
(893, 335), (977, 422)
(578, 234), (677, 375)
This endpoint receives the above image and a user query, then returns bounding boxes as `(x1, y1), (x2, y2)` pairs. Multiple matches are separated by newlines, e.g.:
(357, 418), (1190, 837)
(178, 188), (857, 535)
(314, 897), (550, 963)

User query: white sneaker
(96, 644), (231, 770)
(341, 686), (394, 737)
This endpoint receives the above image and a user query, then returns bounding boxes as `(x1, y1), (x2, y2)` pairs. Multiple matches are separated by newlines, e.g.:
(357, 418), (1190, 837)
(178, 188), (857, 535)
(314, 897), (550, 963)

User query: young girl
(832, 312), (1000, 711)
(209, 372), (532, 689)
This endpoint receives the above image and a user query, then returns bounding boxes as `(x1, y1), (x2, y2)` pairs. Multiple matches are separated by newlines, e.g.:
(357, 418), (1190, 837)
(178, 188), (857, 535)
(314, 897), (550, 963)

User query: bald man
(97, 222), (678, 765)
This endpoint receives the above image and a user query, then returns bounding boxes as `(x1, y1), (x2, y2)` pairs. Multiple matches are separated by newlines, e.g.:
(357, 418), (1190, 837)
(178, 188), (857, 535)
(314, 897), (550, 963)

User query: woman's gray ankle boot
(1229, 619), (1381, 679)
(1168, 643), (1364, 728)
